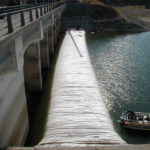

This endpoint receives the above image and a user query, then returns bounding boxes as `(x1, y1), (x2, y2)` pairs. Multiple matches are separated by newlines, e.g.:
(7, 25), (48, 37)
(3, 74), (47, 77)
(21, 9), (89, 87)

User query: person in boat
(126, 110), (136, 120)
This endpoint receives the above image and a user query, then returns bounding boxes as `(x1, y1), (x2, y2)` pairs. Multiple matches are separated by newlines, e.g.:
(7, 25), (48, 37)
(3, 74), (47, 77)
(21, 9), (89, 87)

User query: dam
(0, 2), (65, 148)
(38, 30), (125, 148)
(0, 1), (150, 150)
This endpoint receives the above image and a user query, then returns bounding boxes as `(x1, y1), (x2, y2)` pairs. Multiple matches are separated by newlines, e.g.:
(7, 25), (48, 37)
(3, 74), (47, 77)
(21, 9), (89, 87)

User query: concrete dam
(1, 1), (149, 150)
(0, 2), (65, 148)
(37, 30), (125, 148)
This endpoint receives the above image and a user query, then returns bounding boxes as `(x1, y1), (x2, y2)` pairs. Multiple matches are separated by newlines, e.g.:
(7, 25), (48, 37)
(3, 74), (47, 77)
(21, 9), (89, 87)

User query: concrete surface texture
(0, 69), (29, 148)
(8, 144), (150, 150)
(38, 30), (125, 148)
(0, 4), (66, 148)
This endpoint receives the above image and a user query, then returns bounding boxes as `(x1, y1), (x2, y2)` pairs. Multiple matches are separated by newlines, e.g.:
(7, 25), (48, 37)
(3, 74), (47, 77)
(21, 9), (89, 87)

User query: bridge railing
(0, 4), (44, 14)
(0, 2), (61, 37)
(0, 2), (62, 14)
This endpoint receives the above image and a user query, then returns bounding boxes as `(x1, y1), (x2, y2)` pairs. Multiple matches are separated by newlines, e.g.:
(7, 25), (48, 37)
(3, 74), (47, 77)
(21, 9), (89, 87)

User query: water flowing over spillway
(38, 30), (125, 148)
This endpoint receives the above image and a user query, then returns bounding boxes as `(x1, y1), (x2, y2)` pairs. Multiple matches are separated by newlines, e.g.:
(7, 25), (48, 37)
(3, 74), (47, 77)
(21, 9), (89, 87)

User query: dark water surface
(86, 32), (150, 144)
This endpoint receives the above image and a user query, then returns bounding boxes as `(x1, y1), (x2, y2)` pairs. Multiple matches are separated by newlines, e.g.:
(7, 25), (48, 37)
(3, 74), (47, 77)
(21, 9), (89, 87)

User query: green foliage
(64, 3), (119, 19)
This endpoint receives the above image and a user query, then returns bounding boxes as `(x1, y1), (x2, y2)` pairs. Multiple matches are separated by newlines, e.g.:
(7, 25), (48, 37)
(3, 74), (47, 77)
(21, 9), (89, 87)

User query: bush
(89, 4), (119, 19)
(145, 4), (150, 9)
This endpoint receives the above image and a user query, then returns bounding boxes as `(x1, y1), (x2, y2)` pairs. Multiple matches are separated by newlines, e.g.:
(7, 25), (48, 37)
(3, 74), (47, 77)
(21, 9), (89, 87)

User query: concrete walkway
(38, 30), (125, 149)
(8, 144), (150, 150)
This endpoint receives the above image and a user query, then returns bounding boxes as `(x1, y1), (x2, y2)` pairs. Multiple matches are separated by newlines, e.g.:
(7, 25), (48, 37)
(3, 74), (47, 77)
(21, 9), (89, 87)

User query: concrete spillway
(38, 30), (126, 148)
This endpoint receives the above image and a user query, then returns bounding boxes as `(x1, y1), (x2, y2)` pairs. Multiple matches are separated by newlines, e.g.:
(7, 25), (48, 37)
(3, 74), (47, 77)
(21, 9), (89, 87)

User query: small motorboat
(120, 110), (150, 131)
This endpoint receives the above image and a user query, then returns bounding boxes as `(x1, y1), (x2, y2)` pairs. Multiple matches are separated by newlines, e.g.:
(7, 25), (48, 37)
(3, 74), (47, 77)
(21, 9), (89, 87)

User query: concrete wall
(0, 69), (29, 148)
(0, 4), (66, 149)
(40, 28), (50, 69)
(0, 34), (30, 148)
(24, 42), (42, 91)
(48, 26), (54, 54)
(8, 144), (150, 150)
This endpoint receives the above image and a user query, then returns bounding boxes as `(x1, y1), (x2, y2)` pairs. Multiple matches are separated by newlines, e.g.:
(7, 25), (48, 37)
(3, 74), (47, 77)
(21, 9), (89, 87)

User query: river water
(86, 31), (150, 144)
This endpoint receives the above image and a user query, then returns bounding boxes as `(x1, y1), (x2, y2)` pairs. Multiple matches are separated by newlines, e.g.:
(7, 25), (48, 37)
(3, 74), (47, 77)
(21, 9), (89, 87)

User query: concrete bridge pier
(24, 41), (42, 91)
(53, 15), (58, 45)
(40, 28), (50, 69)
(56, 14), (61, 38)
(48, 26), (54, 54)
(56, 15), (59, 38)
(0, 69), (29, 148)
(57, 13), (62, 36)
(0, 3), (66, 148)
(58, 13), (62, 34)
(0, 36), (29, 148)
(53, 13), (62, 46)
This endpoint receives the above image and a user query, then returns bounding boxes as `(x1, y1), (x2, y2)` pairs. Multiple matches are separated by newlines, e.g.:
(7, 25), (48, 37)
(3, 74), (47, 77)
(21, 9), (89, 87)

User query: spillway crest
(38, 30), (126, 148)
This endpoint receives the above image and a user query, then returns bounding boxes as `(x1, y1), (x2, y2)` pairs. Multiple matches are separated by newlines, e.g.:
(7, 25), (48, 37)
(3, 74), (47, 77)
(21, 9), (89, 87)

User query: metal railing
(0, 2), (61, 37)
(0, 3), (57, 14)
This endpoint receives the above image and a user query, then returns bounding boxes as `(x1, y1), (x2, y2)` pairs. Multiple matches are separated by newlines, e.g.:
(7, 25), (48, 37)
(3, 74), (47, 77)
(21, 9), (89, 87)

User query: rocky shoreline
(92, 18), (145, 33)
(62, 16), (145, 33)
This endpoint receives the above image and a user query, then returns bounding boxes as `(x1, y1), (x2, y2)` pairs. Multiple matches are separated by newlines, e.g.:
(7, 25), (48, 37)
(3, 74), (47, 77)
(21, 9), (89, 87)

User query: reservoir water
(86, 31), (150, 144)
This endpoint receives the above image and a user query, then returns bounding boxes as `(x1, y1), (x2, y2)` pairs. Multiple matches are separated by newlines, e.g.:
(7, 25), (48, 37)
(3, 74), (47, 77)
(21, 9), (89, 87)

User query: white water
(38, 30), (125, 148)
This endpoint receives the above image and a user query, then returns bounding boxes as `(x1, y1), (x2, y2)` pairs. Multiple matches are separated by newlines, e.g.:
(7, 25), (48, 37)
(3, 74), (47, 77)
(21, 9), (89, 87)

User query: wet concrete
(38, 30), (125, 148)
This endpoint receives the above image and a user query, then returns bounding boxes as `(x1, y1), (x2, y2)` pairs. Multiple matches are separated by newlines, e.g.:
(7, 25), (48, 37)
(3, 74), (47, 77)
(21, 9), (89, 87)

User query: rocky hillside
(62, 0), (119, 19)
(88, 4), (118, 19)
(62, 0), (144, 32)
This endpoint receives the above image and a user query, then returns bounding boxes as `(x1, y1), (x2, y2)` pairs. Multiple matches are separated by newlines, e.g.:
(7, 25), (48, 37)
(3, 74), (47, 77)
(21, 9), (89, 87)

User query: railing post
(40, 7), (43, 16)
(49, 5), (51, 11)
(7, 14), (13, 33)
(47, 5), (49, 12)
(21, 11), (25, 26)
(36, 7), (39, 18)
(44, 6), (46, 14)
(29, 9), (33, 21)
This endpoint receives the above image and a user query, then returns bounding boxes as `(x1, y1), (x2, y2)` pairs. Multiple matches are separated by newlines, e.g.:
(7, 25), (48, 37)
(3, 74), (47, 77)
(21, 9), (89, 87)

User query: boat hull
(120, 110), (150, 131)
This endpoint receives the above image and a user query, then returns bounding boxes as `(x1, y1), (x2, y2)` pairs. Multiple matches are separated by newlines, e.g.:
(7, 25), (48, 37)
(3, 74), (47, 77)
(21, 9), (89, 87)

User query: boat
(120, 110), (150, 131)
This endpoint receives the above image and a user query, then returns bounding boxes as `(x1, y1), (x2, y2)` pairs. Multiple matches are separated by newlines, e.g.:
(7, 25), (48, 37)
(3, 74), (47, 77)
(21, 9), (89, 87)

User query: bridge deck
(38, 30), (125, 148)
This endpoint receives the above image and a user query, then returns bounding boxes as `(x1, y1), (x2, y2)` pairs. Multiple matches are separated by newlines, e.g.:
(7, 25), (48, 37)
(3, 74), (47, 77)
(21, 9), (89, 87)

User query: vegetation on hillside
(63, 1), (119, 19)
(62, 0), (118, 19)
(88, 4), (118, 19)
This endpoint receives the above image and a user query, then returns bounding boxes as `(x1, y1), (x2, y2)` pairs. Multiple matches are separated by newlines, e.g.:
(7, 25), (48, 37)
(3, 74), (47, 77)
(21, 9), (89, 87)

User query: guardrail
(0, 2), (61, 37)
(0, 3), (55, 14)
